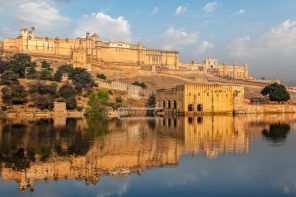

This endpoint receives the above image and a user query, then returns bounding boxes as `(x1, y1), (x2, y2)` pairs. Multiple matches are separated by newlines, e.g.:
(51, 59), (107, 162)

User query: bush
(0, 59), (10, 73)
(8, 54), (32, 78)
(26, 63), (38, 79)
(85, 91), (106, 116)
(261, 83), (290, 102)
(53, 64), (73, 82)
(132, 81), (146, 89)
(1, 70), (19, 85)
(147, 93), (156, 107)
(2, 84), (28, 105)
(32, 94), (54, 110)
(65, 96), (77, 110)
(116, 96), (123, 103)
(96, 73), (107, 80)
(39, 69), (53, 80)
(41, 61), (52, 70)
(29, 82), (57, 96)
(97, 90), (110, 103)
(59, 84), (77, 99)
(69, 68), (95, 89)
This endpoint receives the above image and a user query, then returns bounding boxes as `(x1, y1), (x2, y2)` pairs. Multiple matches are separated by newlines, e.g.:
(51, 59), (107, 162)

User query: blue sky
(1, 0), (296, 80)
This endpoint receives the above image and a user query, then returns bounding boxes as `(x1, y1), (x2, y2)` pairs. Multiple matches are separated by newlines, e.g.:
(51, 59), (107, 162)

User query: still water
(0, 114), (296, 197)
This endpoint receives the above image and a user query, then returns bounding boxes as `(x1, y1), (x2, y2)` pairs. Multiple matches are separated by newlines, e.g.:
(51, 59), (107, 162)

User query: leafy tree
(0, 70), (19, 85)
(0, 59), (10, 73)
(2, 84), (28, 105)
(8, 54), (32, 78)
(32, 94), (54, 110)
(58, 83), (77, 99)
(85, 91), (107, 116)
(26, 63), (38, 79)
(132, 81), (146, 89)
(116, 96), (122, 103)
(53, 64), (73, 82)
(29, 82), (57, 96)
(69, 68), (95, 89)
(147, 93), (156, 107)
(41, 61), (52, 70)
(96, 73), (107, 80)
(39, 69), (53, 80)
(261, 83), (290, 102)
(65, 96), (77, 110)
(97, 90), (110, 104)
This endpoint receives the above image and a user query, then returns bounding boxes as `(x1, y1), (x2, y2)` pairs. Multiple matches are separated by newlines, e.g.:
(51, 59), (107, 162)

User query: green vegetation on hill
(0, 54), (94, 111)
(85, 90), (111, 116)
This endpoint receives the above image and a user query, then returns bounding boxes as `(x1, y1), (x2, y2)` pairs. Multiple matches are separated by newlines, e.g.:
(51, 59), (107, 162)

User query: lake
(0, 114), (296, 197)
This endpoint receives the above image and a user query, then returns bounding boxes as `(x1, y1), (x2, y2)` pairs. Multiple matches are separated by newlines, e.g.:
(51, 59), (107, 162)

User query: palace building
(2, 27), (180, 70)
(156, 83), (245, 114)
(1, 27), (251, 80)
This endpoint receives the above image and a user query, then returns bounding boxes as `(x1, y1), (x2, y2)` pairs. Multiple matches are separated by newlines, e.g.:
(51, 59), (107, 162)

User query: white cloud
(227, 20), (296, 58)
(161, 27), (199, 50)
(176, 5), (188, 16)
(199, 41), (214, 53)
(0, 0), (69, 29)
(74, 12), (132, 41)
(226, 19), (296, 79)
(234, 9), (245, 16)
(203, 2), (221, 13)
(151, 6), (159, 16)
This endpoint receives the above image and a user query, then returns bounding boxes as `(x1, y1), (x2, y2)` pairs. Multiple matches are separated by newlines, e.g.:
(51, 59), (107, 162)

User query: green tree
(69, 68), (95, 89)
(26, 63), (38, 79)
(58, 83), (77, 99)
(96, 73), (107, 80)
(65, 96), (77, 110)
(39, 69), (53, 80)
(85, 90), (111, 116)
(261, 83), (290, 102)
(2, 84), (28, 105)
(132, 81), (146, 89)
(32, 94), (54, 110)
(0, 70), (19, 85)
(29, 82), (57, 96)
(41, 61), (52, 70)
(0, 59), (10, 73)
(8, 54), (32, 78)
(147, 93), (156, 107)
(53, 64), (73, 82)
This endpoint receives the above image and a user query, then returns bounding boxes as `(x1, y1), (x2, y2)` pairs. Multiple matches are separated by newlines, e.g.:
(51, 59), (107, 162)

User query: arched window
(162, 100), (166, 109)
(197, 104), (203, 112)
(188, 117), (194, 124)
(168, 100), (171, 109)
(188, 104), (194, 112)
(173, 100), (177, 109)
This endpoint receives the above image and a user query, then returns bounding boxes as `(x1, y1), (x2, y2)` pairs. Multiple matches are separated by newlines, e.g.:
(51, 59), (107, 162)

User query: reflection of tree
(0, 118), (108, 170)
(86, 117), (110, 138)
(262, 123), (291, 144)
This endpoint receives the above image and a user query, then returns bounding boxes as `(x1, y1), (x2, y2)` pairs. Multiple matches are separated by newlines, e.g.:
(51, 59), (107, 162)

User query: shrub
(39, 69), (53, 80)
(116, 96), (123, 103)
(1, 70), (19, 85)
(29, 82), (57, 96)
(69, 68), (95, 89)
(2, 84), (28, 105)
(132, 81), (146, 89)
(0, 59), (10, 73)
(96, 73), (107, 80)
(65, 96), (77, 110)
(8, 54), (32, 78)
(32, 94), (54, 110)
(59, 84), (77, 99)
(53, 64), (73, 82)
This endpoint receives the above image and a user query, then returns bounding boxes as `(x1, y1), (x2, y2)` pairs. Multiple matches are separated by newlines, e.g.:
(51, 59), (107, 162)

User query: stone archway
(197, 104), (203, 112)
(173, 100), (177, 109)
(162, 100), (166, 109)
(188, 104), (194, 112)
(168, 100), (171, 109)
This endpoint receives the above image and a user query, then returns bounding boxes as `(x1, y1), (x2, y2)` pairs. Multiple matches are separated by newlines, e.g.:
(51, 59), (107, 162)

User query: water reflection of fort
(0, 114), (296, 192)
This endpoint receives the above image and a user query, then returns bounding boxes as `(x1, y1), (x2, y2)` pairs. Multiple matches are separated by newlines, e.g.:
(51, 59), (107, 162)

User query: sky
(0, 0), (296, 80)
